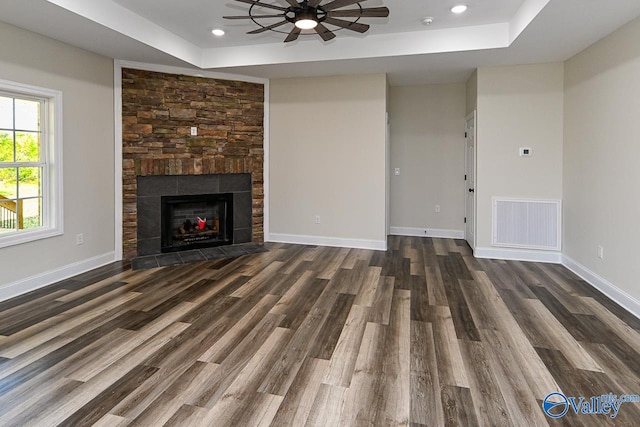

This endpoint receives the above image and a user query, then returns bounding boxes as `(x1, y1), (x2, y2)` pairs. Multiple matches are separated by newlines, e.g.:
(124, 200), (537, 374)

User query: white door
(465, 112), (476, 249)
(385, 112), (391, 237)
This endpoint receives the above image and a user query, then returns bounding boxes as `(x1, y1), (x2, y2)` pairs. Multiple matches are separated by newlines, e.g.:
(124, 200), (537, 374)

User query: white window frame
(0, 79), (63, 248)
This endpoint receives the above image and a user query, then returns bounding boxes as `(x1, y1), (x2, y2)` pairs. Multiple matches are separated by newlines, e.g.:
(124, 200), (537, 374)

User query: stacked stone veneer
(122, 68), (264, 259)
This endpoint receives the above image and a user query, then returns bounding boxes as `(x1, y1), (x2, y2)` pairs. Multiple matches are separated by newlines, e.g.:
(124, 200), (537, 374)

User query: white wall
(269, 74), (387, 248)
(0, 23), (115, 292)
(389, 84), (466, 235)
(564, 16), (640, 301)
(476, 63), (564, 249)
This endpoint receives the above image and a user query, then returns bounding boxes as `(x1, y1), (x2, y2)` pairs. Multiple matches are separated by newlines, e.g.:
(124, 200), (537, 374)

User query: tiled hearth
(132, 242), (267, 270)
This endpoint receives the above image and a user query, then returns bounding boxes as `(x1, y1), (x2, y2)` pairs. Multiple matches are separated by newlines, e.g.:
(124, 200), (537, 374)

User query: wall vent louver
(492, 198), (561, 251)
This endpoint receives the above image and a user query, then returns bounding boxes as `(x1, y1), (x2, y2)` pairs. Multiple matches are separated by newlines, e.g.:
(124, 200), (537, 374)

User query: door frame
(464, 111), (477, 250)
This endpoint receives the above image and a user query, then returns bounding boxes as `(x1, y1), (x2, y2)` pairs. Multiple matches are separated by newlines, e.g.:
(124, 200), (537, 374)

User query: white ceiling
(1, 0), (640, 85)
(109, 0), (526, 48)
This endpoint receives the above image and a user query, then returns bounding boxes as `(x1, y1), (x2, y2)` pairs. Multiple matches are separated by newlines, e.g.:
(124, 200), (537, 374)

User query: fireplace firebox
(161, 193), (233, 253)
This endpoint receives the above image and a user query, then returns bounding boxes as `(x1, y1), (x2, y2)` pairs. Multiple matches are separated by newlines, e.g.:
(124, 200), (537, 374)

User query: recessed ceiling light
(451, 5), (468, 14)
(211, 29), (225, 36)
(422, 17), (434, 25)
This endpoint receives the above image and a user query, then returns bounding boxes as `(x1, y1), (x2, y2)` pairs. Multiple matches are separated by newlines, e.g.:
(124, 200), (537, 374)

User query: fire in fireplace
(160, 193), (233, 252)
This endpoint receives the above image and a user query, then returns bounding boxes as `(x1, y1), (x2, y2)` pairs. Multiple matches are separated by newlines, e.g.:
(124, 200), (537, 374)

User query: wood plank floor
(1, 236), (640, 426)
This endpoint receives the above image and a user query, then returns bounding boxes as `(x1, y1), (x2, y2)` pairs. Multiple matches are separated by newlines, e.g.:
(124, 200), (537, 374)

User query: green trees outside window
(0, 96), (43, 232)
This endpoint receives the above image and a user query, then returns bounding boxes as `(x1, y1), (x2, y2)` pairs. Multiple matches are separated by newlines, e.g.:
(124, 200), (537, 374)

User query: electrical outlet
(435, 204), (441, 213)
(76, 233), (84, 245)
(597, 245), (604, 259)
(315, 215), (321, 224)
(190, 126), (198, 136)
(394, 168), (400, 176)
(519, 147), (532, 157)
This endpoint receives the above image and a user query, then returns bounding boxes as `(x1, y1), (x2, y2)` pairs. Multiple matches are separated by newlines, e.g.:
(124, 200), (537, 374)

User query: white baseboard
(0, 252), (116, 302)
(390, 226), (464, 239)
(267, 233), (387, 251)
(474, 246), (562, 263)
(562, 255), (640, 320)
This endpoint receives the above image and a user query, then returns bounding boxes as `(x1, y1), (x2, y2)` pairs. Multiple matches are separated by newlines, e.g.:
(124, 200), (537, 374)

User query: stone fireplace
(121, 68), (264, 260)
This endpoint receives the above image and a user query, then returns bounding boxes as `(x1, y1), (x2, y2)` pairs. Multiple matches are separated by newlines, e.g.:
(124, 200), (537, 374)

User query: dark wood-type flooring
(1, 237), (639, 426)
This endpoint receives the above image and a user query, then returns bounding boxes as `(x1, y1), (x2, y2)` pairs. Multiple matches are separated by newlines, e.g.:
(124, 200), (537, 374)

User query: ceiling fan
(224, 0), (389, 42)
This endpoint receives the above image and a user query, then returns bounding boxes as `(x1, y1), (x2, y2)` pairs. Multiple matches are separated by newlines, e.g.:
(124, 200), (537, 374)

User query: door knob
(468, 188), (475, 193)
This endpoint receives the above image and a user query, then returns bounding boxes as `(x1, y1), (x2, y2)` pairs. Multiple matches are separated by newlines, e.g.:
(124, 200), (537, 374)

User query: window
(0, 79), (62, 248)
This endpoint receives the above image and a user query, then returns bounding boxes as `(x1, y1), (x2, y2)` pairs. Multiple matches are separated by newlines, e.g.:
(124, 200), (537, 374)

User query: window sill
(0, 226), (63, 249)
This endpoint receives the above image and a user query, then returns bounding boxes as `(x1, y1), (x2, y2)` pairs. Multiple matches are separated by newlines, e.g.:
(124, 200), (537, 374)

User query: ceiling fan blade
(234, 0), (288, 12)
(223, 14), (284, 19)
(247, 20), (289, 34)
(327, 7), (389, 18)
(284, 27), (302, 42)
(322, 0), (363, 12)
(324, 17), (369, 33)
(282, 0), (300, 7)
(315, 23), (336, 41)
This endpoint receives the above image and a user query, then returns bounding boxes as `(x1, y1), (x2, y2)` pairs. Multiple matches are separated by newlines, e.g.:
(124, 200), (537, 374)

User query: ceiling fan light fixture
(294, 8), (319, 30)
(451, 4), (468, 14)
(295, 18), (318, 29)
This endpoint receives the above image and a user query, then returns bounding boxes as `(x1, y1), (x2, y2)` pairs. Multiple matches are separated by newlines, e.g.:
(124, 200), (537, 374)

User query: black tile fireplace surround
(136, 173), (252, 257)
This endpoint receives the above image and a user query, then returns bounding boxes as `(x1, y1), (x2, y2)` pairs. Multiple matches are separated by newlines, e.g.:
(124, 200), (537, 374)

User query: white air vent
(492, 198), (561, 250)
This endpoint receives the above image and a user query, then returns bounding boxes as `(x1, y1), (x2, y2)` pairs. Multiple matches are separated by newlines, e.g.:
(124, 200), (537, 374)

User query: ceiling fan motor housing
(286, 5), (327, 25)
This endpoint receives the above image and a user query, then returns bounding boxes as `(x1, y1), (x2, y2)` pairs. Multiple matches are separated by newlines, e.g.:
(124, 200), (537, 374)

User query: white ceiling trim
(46, 0), (202, 66)
(46, 0), (547, 70)
(202, 23), (510, 68)
(509, 0), (551, 42)
(117, 60), (269, 84)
